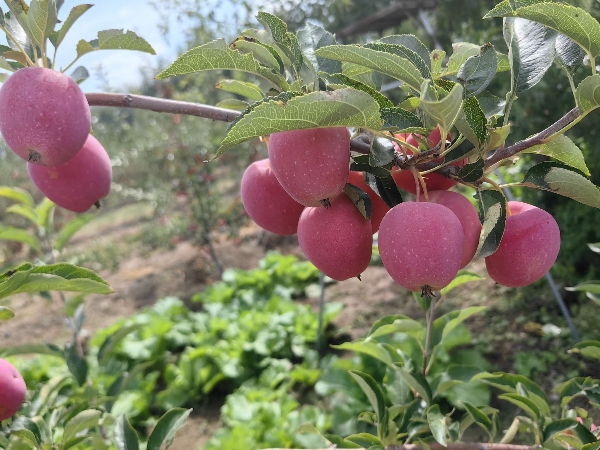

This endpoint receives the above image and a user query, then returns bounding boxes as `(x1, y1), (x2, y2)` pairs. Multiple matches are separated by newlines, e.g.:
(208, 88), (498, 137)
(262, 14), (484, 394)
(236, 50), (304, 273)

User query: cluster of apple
(241, 126), (561, 291)
(0, 67), (112, 213)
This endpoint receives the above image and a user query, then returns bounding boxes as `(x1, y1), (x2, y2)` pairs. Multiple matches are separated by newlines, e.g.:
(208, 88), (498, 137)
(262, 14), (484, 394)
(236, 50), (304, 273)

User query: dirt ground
(0, 207), (507, 449)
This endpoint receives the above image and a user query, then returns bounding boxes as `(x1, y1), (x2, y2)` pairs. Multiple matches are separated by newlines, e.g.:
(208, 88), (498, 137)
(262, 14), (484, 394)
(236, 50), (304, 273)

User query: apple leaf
(420, 80), (464, 132)
(156, 38), (286, 90)
(489, 2), (600, 60)
(474, 189), (507, 258)
(27, 0), (57, 47)
(315, 44), (424, 92)
(575, 74), (600, 114)
(457, 43), (498, 97)
(215, 80), (264, 101)
(0, 263), (113, 302)
(522, 135), (589, 176)
(520, 162), (600, 208)
(217, 88), (382, 156)
(49, 4), (93, 49)
(504, 17), (557, 94)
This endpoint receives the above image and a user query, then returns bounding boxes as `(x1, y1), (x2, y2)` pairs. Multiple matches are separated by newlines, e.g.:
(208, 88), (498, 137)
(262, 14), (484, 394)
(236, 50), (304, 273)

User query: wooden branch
(85, 92), (241, 123)
(265, 444), (538, 450)
(85, 93), (582, 171)
(86, 92), (370, 154)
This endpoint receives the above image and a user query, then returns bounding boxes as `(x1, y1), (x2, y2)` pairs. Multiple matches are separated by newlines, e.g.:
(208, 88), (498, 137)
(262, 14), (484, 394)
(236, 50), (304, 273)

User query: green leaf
(324, 434), (362, 448)
(380, 35), (431, 71)
(332, 340), (393, 366)
(504, 17), (557, 94)
(366, 172), (403, 209)
(6, 204), (38, 224)
(458, 159), (485, 183)
(368, 137), (395, 167)
(1, 343), (63, 357)
(63, 409), (102, 444)
(498, 393), (540, 419)
(256, 11), (303, 73)
(572, 423), (598, 444)
(394, 365), (432, 404)
(365, 318), (423, 341)
(575, 74), (600, 114)
(0, 226), (41, 251)
(76, 29), (155, 58)
(380, 107), (424, 132)
(230, 38), (283, 73)
(344, 183), (372, 221)
(463, 401), (494, 434)
(566, 281), (600, 294)
(215, 79), (263, 101)
(522, 135), (590, 176)
(10, 417), (42, 448)
(519, 162), (600, 208)
(297, 21), (341, 76)
(441, 271), (484, 295)
(474, 189), (507, 258)
(349, 370), (386, 422)
(36, 197), (55, 230)
(69, 65), (89, 84)
(492, 2), (600, 60)
(0, 263), (113, 302)
(157, 38), (287, 88)
(544, 419), (578, 442)
(98, 324), (143, 364)
(0, 186), (34, 207)
(477, 91), (506, 119)
(4, 0), (32, 40)
(327, 73), (393, 109)
(456, 96), (488, 148)
(441, 306), (486, 340)
(364, 42), (431, 79)
(443, 42), (509, 77)
(484, 0), (547, 18)
(314, 44), (424, 92)
(431, 49), (446, 77)
(54, 214), (94, 252)
(49, 3), (92, 48)
(0, 305), (14, 320)
(147, 408), (192, 450)
(426, 405), (447, 446)
(472, 372), (547, 401)
(64, 342), (87, 385)
(215, 99), (249, 111)
(27, 0), (57, 47)
(570, 341), (600, 361)
(345, 433), (384, 448)
(555, 34), (586, 75)
(351, 155), (393, 178)
(217, 88), (382, 156)
(457, 43), (498, 97)
(419, 81), (464, 132)
(11, 429), (40, 448)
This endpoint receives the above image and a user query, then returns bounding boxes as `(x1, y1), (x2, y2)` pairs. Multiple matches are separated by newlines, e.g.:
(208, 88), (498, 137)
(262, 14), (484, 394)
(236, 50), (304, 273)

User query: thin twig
(484, 107), (580, 168)
(264, 445), (538, 450)
(422, 293), (437, 374)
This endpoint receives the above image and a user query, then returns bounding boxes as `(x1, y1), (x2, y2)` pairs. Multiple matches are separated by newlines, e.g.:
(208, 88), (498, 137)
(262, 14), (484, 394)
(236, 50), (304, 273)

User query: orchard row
(241, 127), (560, 292)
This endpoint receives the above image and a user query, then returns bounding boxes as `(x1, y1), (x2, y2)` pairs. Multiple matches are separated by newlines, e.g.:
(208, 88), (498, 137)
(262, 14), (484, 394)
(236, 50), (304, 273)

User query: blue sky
(54, 0), (189, 91)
